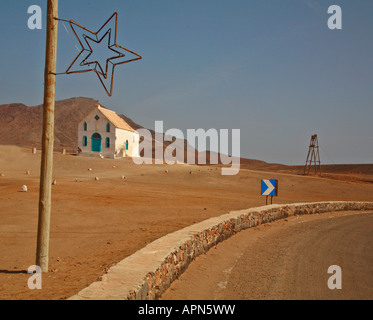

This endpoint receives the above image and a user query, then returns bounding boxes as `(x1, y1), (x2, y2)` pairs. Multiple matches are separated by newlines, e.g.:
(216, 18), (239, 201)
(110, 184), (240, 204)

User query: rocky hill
(0, 97), (97, 151)
(0, 97), (198, 160)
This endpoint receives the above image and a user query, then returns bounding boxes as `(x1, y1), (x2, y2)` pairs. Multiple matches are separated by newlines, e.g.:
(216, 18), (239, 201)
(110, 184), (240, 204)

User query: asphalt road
(161, 211), (373, 300)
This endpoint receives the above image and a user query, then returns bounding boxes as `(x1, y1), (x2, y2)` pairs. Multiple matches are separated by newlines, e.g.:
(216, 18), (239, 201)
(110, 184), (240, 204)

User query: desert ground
(0, 145), (372, 300)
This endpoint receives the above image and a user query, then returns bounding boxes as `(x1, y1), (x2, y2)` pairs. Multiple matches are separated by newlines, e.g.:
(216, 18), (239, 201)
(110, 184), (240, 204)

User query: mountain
(0, 97), (198, 162)
(0, 97), (97, 151)
(0, 97), (219, 163)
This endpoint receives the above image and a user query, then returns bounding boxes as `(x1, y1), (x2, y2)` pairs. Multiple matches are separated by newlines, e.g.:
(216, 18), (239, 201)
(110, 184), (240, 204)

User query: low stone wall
(69, 201), (373, 300)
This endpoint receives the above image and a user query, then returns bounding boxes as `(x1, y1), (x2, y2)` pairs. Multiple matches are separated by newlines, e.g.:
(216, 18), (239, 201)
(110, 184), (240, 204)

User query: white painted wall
(114, 128), (140, 158)
(77, 108), (139, 159)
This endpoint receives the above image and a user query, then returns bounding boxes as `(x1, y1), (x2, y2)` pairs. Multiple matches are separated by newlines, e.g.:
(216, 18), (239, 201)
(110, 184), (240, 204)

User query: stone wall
(69, 201), (373, 300)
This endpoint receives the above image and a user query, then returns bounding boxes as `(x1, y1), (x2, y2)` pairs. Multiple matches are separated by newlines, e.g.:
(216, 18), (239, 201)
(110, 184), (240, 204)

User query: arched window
(83, 136), (88, 147)
(125, 140), (129, 150)
(106, 122), (110, 133)
(105, 137), (110, 148)
(83, 121), (87, 131)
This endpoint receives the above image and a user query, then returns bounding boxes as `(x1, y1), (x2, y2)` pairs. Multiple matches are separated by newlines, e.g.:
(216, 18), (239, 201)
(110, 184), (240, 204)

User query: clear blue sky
(1, 0), (372, 165)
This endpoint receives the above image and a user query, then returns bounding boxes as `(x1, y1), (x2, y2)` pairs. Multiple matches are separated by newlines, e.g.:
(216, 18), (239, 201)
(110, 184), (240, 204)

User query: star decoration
(65, 12), (142, 96)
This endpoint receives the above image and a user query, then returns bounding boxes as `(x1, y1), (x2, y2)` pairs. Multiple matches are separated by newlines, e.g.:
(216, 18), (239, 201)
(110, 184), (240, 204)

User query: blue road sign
(261, 179), (278, 196)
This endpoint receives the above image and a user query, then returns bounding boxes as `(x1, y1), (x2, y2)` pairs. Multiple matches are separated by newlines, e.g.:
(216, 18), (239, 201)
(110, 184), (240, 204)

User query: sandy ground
(161, 211), (373, 300)
(0, 145), (372, 300)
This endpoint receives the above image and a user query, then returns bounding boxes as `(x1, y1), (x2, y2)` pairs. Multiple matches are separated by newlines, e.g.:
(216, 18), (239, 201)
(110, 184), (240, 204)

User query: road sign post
(261, 179), (278, 205)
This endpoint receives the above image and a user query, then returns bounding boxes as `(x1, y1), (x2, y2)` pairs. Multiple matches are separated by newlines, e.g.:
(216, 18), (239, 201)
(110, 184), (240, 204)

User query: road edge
(69, 201), (373, 300)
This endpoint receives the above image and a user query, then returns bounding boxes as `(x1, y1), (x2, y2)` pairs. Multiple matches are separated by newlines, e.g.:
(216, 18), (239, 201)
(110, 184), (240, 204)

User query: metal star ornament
(64, 12), (142, 96)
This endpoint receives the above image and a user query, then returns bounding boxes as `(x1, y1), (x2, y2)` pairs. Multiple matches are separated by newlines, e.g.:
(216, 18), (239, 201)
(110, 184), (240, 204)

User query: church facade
(77, 104), (140, 159)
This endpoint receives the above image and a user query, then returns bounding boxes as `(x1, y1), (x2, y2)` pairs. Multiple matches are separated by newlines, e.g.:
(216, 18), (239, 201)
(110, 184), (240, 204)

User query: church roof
(97, 105), (136, 132)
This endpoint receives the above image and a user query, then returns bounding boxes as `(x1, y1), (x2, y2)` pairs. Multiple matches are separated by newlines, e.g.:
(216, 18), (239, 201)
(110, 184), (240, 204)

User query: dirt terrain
(0, 145), (372, 300)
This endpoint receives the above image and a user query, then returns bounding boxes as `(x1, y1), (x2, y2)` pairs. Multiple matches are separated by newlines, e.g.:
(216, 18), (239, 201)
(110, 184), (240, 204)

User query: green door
(91, 133), (102, 152)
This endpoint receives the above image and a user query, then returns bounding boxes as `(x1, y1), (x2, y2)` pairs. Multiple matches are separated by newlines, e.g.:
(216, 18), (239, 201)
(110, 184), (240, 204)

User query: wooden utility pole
(36, 0), (58, 272)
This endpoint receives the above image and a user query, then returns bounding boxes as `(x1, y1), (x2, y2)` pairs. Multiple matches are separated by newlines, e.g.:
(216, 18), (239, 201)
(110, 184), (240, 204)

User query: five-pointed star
(82, 29), (124, 78)
(65, 12), (142, 96)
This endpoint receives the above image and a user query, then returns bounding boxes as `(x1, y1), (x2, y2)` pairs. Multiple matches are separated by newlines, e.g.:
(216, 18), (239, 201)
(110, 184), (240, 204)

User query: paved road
(161, 211), (373, 300)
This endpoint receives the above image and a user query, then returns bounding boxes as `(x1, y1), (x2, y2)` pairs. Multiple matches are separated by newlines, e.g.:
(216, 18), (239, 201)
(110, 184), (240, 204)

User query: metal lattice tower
(304, 134), (321, 176)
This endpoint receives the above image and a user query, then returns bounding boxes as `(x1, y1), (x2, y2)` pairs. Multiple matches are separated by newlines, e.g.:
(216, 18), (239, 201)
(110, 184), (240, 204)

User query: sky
(0, 0), (372, 165)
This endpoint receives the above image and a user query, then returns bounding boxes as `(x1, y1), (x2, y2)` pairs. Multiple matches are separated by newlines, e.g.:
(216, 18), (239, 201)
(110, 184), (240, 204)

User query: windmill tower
(304, 134), (321, 176)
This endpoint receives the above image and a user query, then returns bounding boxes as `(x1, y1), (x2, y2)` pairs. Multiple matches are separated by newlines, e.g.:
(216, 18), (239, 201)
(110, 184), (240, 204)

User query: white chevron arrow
(262, 179), (275, 196)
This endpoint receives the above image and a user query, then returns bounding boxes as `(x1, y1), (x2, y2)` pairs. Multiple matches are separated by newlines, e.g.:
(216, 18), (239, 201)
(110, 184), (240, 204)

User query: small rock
(95, 177), (99, 181)
(22, 185), (28, 192)
(52, 179), (57, 185)
(56, 257), (61, 262)
(165, 170), (168, 173)
(26, 170), (30, 175)
(121, 176), (126, 180)
(88, 168), (92, 171)
(112, 166), (116, 169)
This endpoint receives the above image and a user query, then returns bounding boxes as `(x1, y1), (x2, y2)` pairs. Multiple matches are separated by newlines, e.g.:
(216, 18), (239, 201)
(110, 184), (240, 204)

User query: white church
(77, 104), (140, 159)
